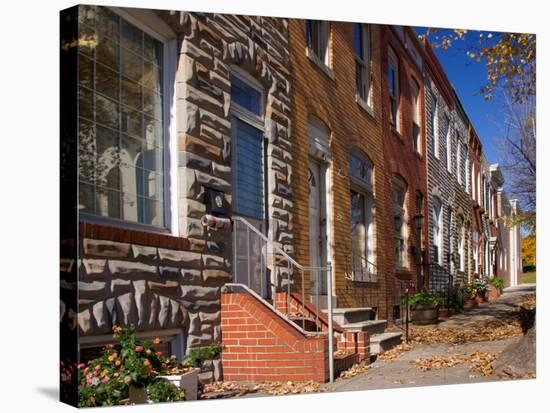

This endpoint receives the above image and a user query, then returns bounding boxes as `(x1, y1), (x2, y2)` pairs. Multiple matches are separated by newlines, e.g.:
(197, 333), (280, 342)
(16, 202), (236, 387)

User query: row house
(60, 5), (523, 396)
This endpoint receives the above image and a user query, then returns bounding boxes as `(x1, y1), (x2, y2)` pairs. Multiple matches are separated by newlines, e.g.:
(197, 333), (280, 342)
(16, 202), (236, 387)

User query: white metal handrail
(231, 215), (334, 382)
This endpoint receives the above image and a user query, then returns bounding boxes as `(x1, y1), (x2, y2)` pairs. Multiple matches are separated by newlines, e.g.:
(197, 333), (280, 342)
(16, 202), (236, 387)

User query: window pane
(96, 6), (119, 40)
(78, 54), (94, 88)
(79, 87), (94, 120)
(121, 107), (143, 138)
(96, 63), (119, 101)
(121, 19), (143, 55)
(144, 116), (163, 148)
(78, 24), (96, 57)
(354, 24), (362, 57)
(79, 182), (95, 213)
(96, 36), (119, 71)
(143, 61), (162, 93)
(79, 118), (96, 154)
(230, 74), (262, 116)
(96, 94), (119, 129)
(144, 33), (163, 65)
(143, 88), (163, 120)
(77, 6), (165, 227)
(122, 77), (143, 110)
(121, 48), (142, 82)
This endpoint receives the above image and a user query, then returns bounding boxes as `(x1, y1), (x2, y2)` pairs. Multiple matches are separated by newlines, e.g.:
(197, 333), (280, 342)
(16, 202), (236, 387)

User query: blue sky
(415, 27), (509, 181)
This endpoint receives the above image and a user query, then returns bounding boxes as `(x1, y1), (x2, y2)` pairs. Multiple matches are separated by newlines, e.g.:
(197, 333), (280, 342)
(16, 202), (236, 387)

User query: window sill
(414, 151), (423, 161)
(355, 94), (375, 119)
(306, 48), (335, 80)
(391, 126), (403, 142)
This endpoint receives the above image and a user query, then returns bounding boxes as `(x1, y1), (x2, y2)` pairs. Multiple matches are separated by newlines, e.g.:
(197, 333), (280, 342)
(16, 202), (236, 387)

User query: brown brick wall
(379, 27), (427, 287)
(288, 20), (390, 315)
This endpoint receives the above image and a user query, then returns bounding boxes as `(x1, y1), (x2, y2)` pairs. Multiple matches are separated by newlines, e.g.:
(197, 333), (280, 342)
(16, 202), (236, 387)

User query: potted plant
(460, 282), (478, 309)
(474, 278), (489, 303)
(406, 291), (442, 325)
(77, 326), (200, 407)
(487, 277), (505, 301)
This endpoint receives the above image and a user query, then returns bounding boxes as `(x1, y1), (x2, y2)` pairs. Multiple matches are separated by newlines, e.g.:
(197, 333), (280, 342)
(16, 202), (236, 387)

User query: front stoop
(370, 332), (403, 355)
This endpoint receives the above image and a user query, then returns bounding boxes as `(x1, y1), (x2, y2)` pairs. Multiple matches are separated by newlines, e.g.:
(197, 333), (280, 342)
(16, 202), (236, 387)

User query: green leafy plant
(183, 342), (223, 368)
(78, 326), (194, 407)
(437, 286), (464, 312)
(404, 291), (442, 308)
(460, 281), (478, 299)
(489, 277), (505, 293)
(147, 378), (185, 403)
(474, 278), (489, 294)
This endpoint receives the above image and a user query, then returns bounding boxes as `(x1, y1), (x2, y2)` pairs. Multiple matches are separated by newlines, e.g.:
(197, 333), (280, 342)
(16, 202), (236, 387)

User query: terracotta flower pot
(486, 285), (500, 301)
(411, 304), (439, 325)
(475, 292), (486, 304)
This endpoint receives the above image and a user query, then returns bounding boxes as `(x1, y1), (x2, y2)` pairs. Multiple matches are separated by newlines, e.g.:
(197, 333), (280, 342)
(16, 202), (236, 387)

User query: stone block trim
(221, 290), (329, 382)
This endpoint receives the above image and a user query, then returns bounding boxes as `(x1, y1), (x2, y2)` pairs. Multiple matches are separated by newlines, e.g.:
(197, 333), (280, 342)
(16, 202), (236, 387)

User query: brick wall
(380, 26), (427, 290)
(288, 20), (390, 315)
(221, 290), (329, 382)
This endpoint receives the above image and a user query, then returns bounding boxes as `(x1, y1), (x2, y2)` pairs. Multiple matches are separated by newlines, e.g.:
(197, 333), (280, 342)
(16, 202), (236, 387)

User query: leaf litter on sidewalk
(410, 351), (499, 376)
(200, 380), (325, 398)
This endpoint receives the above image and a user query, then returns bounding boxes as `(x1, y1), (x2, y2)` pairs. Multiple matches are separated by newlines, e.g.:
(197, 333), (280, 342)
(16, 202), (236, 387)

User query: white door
(308, 159), (327, 294)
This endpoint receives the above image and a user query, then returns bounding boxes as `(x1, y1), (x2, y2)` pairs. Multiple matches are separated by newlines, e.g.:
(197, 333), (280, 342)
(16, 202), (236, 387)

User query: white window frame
(459, 225), (465, 272)
(431, 93), (439, 159)
(456, 135), (462, 184)
(392, 177), (408, 268)
(305, 20), (333, 77)
(388, 47), (400, 132)
(78, 6), (179, 235)
(444, 117), (451, 171)
(432, 198), (443, 265)
(465, 154), (470, 194)
(229, 67), (266, 221)
(354, 23), (372, 110)
(79, 328), (186, 361)
(411, 78), (421, 154)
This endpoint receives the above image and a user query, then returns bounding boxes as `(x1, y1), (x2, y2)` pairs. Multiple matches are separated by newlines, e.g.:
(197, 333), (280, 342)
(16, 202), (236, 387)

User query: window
(392, 176), (408, 268)
(354, 24), (371, 105)
(431, 93), (439, 158)
(410, 79), (421, 153)
(388, 47), (400, 130)
(458, 216), (465, 272)
(473, 229), (479, 274)
(447, 207), (453, 268)
(432, 198), (443, 265)
(443, 116), (450, 170)
(350, 153), (376, 281)
(456, 136), (462, 184)
(78, 6), (169, 227)
(306, 20), (331, 67)
(465, 154), (470, 193)
(230, 70), (265, 221)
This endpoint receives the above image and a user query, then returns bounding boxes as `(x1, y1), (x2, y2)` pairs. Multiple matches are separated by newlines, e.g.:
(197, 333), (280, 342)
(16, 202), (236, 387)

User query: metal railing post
(327, 264), (334, 383)
(247, 226), (251, 289)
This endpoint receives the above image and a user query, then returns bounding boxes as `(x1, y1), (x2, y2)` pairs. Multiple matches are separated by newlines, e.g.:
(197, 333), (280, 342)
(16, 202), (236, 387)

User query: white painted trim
(110, 7), (176, 42)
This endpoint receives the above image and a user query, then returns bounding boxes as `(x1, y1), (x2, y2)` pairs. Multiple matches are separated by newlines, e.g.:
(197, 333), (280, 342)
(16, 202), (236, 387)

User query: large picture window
(78, 6), (167, 227)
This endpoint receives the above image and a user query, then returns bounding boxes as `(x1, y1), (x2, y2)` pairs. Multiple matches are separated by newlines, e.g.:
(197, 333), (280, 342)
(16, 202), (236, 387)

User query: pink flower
(78, 363), (85, 369)
(135, 346), (143, 353)
(101, 377), (109, 384)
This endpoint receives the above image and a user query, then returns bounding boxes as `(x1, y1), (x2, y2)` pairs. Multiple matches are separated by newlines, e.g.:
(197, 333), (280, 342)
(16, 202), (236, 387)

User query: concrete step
(340, 319), (387, 335)
(322, 307), (376, 325)
(370, 332), (403, 355)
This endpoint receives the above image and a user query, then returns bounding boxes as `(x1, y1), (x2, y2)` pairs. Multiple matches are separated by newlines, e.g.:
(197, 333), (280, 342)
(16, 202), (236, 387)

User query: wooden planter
(463, 297), (478, 310)
(128, 368), (200, 404)
(411, 304), (439, 325)
(159, 368), (200, 401)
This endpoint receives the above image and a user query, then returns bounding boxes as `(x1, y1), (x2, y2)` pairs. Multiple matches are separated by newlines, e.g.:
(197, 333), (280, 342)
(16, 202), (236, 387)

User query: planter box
(159, 368), (200, 401)
(411, 304), (439, 325)
(463, 297), (478, 310)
